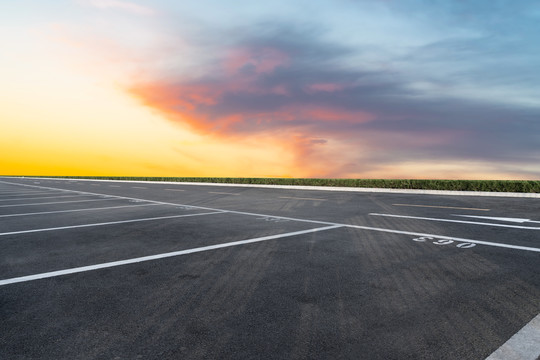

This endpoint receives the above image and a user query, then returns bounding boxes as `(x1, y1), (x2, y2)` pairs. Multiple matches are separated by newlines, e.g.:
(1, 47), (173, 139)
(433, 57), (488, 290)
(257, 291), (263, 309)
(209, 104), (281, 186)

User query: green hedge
(23, 176), (540, 193)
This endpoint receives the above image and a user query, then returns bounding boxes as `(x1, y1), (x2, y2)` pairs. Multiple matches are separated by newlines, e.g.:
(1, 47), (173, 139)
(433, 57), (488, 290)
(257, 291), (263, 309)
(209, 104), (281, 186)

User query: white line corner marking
(0, 225), (341, 286)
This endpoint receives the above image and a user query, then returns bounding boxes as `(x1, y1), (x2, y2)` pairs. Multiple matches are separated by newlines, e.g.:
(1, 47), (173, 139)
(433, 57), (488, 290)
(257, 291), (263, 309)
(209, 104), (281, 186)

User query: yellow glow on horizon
(0, 27), (297, 177)
(2, 23), (532, 180)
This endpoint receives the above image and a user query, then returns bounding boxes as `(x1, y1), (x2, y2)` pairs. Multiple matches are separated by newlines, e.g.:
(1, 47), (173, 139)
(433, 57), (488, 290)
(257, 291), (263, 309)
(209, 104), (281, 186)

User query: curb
(8, 177), (540, 198)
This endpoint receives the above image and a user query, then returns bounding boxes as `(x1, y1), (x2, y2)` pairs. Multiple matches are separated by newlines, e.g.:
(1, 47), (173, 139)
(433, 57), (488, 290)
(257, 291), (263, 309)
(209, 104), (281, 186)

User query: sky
(1, 0), (539, 179)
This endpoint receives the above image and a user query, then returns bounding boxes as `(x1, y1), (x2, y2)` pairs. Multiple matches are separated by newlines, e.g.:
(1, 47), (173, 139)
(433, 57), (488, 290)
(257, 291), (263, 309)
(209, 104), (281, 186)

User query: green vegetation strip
(13, 176), (540, 193)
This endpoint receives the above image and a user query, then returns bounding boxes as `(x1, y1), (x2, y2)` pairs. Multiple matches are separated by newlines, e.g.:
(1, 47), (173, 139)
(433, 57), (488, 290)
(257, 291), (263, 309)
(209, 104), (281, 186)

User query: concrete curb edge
(6, 177), (540, 198)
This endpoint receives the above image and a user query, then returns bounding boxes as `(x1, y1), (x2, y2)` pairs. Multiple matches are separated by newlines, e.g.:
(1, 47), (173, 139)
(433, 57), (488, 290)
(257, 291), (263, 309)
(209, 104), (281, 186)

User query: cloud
(82, 0), (154, 15)
(125, 21), (540, 178)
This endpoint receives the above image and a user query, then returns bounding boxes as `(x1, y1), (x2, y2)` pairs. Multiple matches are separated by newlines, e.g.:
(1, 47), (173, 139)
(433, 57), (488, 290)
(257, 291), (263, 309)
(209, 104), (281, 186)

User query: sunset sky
(2, 0), (539, 179)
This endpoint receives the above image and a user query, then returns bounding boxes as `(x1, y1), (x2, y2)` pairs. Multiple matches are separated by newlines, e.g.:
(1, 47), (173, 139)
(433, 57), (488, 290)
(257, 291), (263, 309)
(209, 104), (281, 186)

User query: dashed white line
(164, 188), (185, 192)
(0, 225), (341, 286)
(132, 186), (147, 189)
(485, 313), (540, 360)
(0, 211), (224, 237)
(209, 191), (240, 196)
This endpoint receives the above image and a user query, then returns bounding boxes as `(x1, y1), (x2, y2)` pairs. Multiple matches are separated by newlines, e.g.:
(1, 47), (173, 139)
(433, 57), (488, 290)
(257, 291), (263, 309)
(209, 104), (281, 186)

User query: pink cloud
(306, 83), (346, 93)
(294, 106), (375, 123)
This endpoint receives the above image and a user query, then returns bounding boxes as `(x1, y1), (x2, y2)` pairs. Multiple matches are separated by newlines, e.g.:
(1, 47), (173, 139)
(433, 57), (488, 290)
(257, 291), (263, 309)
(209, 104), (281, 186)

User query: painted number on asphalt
(413, 236), (433, 242)
(412, 237), (476, 249)
(433, 239), (454, 245)
(456, 243), (476, 249)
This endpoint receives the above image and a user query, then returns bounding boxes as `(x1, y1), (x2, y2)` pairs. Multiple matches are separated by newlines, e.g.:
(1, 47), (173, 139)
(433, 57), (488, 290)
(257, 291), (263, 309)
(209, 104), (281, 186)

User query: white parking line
(0, 211), (224, 237)
(279, 196), (326, 201)
(485, 313), (540, 360)
(0, 194), (91, 202)
(0, 203), (161, 218)
(369, 213), (540, 230)
(208, 191), (240, 195)
(343, 223), (540, 252)
(0, 191), (67, 197)
(1, 180), (539, 253)
(0, 225), (341, 286)
(0, 198), (118, 208)
(392, 203), (490, 211)
(455, 215), (540, 224)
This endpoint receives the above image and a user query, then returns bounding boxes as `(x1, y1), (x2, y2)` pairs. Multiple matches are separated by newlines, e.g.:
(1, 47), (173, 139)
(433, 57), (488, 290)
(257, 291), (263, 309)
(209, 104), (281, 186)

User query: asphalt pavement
(0, 177), (538, 359)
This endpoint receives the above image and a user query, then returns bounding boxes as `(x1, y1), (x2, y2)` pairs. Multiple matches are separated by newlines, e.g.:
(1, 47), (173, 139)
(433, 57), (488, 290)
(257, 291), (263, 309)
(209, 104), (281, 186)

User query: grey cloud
(141, 21), (540, 177)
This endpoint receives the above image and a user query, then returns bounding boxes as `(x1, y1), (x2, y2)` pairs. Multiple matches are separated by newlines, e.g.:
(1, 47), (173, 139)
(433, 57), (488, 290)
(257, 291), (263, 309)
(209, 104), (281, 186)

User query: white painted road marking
(433, 239), (454, 245)
(0, 194), (91, 202)
(455, 215), (540, 224)
(0, 225), (342, 286)
(279, 196), (326, 201)
(392, 203), (490, 211)
(456, 243), (476, 248)
(412, 237), (476, 249)
(0, 198), (118, 208)
(165, 188), (185, 192)
(344, 223), (540, 252)
(0, 191), (68, 197)
(257, 216), (290, 223)
(0, 211), (223, 237)
(369, 213), (540, 230)
(0, 190), (45, 194)
(485, 313), (540, 360)
(208, 191), (240, 195)
(1, 180), (539, 253)
(132, 186), (147, 189)
(0, 203), (161, 218)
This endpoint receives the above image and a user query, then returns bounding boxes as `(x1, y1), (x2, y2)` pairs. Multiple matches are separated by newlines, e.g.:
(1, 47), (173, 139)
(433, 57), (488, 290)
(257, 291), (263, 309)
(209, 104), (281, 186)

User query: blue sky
(2, 0), (539, 178)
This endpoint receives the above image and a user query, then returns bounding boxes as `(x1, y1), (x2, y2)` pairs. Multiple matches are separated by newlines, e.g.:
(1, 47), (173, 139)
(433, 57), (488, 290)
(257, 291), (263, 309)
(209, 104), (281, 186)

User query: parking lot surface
(1, 177), (539, 359)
